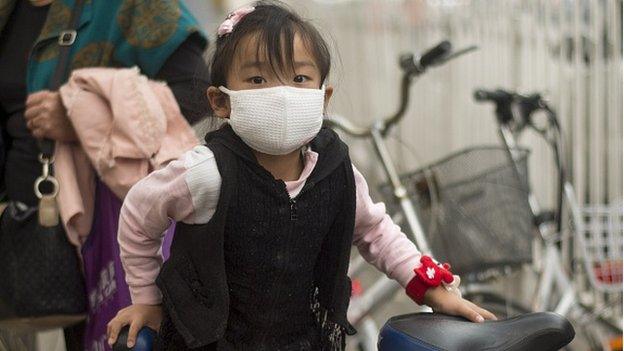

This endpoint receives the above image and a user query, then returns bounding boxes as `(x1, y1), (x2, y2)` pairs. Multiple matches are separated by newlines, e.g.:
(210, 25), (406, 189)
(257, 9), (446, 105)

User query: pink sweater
(118, 145), (422, 305)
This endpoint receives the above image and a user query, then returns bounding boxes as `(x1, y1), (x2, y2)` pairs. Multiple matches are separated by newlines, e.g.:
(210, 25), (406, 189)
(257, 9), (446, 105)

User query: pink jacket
(55, 67), (199, 246)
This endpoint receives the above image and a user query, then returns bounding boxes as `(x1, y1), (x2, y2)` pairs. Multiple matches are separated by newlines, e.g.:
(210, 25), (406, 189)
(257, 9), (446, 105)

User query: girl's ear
(323, 85), (333, 111)
(207, 86), (231, 119)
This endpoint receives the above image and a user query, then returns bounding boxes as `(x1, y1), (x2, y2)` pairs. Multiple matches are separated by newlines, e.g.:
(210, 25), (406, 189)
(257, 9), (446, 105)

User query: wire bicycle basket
(379, 146), (534, 277)
(575, 202), (623, 293)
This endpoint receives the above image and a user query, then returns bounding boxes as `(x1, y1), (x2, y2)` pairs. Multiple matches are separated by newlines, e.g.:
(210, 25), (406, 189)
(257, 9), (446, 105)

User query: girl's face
(228, 33), (322, 90)
(208, 32), (333, 119)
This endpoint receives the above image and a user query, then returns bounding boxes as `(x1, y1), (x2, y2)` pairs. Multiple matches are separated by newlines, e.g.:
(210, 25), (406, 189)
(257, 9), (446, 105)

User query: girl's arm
(118, 145), (221, 305)
(351, 165), (421, 287)
(351, 165), (496, 322)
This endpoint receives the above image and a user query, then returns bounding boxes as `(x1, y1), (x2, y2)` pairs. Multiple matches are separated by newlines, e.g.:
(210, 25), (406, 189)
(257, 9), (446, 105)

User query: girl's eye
(250, 76), (266, 84)
(294, 75), (309, 83)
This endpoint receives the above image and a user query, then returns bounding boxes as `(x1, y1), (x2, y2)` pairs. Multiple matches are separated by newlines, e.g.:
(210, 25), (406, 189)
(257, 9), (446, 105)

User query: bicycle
(112, 42), (577, 351)
(324, 40), (575, 350)
(470, 89), (622, 350)
(380, 85), (622, 349)
(113, 310), (574, 351)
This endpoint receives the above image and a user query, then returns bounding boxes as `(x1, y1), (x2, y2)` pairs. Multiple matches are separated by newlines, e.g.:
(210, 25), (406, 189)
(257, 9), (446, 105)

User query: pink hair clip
(217, 6), (256, 37)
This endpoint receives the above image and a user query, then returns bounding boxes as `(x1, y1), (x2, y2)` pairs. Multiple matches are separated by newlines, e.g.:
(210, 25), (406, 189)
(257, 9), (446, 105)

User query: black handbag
(0, 0), (87, 331)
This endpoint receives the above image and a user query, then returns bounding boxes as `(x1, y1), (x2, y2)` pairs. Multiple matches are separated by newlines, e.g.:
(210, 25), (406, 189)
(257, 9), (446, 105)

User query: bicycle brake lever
(435, 45), (479, 66)
(400, 44), (478, 76)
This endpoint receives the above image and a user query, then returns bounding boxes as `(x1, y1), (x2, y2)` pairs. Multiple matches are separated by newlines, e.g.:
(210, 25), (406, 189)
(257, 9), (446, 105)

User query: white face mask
(219, 85), (325, 155)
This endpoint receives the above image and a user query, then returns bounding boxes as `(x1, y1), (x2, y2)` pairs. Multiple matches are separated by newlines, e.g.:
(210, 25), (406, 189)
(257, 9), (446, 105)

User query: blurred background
(196, 0), (622, 212)
(9, 0), (622, 350)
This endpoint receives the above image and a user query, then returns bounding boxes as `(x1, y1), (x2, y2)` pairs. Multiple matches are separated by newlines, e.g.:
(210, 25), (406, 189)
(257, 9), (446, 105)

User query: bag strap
(38, 0), (84, 159)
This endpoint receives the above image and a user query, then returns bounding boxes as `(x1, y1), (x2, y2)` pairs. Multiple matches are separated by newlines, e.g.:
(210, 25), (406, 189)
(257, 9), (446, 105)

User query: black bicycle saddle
(378, 312), (575, 351)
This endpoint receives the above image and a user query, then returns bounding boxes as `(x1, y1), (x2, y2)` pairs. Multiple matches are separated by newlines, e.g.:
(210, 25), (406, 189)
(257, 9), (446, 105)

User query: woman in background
(0, 0), (210, 350)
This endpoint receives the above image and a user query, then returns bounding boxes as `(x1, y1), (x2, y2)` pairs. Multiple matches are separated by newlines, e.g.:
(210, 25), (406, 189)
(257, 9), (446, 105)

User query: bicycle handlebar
(325, 41), (476, 137)
(399, 41), (452, 76)
(474, 87), (566, 237)
(474, 88), (557, 130)
(474, 89), (514, 103)
(474, 89), (515, 125)
(420, 41), (452, 68)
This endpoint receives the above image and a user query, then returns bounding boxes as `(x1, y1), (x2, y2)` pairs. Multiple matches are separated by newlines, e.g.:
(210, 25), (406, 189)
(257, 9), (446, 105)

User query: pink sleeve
(118, 156), (194, 305)
(352, 165), (421, 287)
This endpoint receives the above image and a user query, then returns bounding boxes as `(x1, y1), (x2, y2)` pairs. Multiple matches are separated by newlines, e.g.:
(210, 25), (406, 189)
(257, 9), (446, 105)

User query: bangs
(251, 13), (327, 82)
(210, 1), (331, 88)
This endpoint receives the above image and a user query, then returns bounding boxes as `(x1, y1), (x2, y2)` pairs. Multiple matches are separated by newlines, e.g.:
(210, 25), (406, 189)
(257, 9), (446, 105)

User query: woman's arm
(154, 33), (211, 125)
(24, 34), (209, 141)
(0, 105), (7, 205)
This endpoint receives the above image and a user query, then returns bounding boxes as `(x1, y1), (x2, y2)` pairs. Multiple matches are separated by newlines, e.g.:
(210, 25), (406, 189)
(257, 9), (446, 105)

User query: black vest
(156, 125), (357, 350)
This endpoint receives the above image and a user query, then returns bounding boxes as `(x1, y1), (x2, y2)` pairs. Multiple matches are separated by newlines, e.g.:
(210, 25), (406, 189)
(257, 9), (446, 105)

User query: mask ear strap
(218, 86), (233, 95)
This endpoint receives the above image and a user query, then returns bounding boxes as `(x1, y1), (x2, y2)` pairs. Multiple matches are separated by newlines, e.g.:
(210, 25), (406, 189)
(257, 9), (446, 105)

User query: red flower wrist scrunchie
(405, 255), (454, 305)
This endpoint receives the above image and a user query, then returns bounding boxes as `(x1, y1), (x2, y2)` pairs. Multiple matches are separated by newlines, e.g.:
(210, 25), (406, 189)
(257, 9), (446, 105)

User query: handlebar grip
(473, 89), (492, 101)
(473, 88), (515, 124)
(473, 89), (514, 103)
(420, 41), (452, 68)
(517, 93), (542, 109)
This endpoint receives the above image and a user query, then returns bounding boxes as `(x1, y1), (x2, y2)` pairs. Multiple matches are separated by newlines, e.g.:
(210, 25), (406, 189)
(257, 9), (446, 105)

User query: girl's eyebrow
(239, 60), (317, 70)
(294, 61), (317, 68)
(240, 61), (268, 70)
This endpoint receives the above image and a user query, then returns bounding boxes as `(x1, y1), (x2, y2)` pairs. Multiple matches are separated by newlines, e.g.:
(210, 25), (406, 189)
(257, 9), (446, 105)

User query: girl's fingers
(456, 301), (484, 323)
(466, 300), (498, 321)
(107, 319), (124, 346)
(127, 320), (142, 348)
(146, 317), (162, 331)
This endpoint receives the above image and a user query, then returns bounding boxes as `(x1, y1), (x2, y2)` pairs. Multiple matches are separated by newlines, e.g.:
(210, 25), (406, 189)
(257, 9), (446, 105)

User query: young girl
(107, 2), (495, 350)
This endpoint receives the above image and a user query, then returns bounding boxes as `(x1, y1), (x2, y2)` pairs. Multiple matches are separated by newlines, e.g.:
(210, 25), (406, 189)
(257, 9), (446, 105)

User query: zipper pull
(289, 199), (298, 221)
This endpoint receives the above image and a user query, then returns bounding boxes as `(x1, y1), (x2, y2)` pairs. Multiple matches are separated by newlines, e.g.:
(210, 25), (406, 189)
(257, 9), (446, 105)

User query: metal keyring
(34, 175), (60, 199)
(38, 153), (56, 164)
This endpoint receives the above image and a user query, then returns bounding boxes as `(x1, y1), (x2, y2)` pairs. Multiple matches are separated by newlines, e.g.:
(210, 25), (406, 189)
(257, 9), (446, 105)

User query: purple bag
(81, 181), (174, 351)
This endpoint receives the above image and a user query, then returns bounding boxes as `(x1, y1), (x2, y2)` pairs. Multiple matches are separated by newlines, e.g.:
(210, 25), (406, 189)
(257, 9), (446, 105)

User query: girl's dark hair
(210, 1), (331, 88)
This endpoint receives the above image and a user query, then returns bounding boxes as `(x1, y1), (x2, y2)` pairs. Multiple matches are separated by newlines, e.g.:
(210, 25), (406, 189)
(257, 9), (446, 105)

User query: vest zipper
(286, 181), (314, 221)
(289, 198), (298, 221)
(284, 182), (315, 221)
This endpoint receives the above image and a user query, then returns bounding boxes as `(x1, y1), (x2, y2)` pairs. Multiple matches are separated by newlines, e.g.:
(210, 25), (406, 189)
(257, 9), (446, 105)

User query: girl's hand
(24, 90), (78, 142)
(107, 304), (163, 348)
(424, 286), (497, 323)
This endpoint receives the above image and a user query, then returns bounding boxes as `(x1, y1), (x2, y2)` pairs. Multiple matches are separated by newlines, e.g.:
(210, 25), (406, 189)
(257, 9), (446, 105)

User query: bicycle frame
(324, 42), (478, 350)
(333, 76), (432, 329)
(496, 120), (579, 316)
(478, 91), (623, 342)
